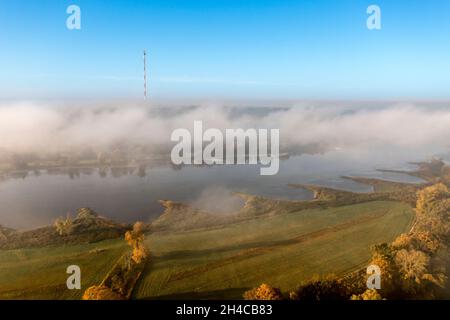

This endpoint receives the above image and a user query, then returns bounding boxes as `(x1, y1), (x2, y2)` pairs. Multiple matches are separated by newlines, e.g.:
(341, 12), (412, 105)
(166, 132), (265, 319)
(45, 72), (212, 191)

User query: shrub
(294, 276), (350, 300)
(350, 289), (383, 300)
(82, 285), (125, 300)
(243, 283), (283, 300)
(125, 222), (148, 264)
(54, 214), (73, 236)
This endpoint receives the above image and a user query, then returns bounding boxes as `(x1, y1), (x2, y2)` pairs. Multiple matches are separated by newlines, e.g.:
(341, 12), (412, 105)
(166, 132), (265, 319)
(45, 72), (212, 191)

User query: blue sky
(1, 0), (450, 101)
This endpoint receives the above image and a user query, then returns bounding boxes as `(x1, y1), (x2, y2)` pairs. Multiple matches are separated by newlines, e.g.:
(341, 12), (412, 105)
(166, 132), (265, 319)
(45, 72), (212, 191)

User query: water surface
(0, 147), (433, 230)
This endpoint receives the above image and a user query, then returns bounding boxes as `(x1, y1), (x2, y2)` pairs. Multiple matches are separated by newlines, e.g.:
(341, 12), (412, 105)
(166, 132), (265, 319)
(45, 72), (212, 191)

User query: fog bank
(0, 102), (449, 155)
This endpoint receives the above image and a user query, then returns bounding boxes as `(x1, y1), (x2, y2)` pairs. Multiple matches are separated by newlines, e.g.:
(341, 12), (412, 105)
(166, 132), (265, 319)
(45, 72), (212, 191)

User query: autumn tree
(243, 283), (283, 300)
(125, 221), (148, 264)
(391, 233), (413, 250)
(350, 289), (383, 300)
(395, 249), (430, 284)
(82, 285), (125, 300)
(54, 213), (73, 236)
(416, 183), (450, 218)
(393, 248), (447, 296)
(293, 276), (350, 300)
(412, 231), (441, 254)
(368, 243), (399, 297)
(392, 232), (441, 255)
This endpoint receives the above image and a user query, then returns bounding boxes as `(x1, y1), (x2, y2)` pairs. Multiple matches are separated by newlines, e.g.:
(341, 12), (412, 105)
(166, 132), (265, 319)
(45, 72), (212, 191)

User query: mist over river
(1, 103), (450, 229)
(0, 146), (439, 230)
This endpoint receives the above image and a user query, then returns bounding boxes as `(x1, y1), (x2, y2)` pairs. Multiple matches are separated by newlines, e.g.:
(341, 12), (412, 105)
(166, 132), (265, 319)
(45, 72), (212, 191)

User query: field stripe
(167, 210), (388, 283)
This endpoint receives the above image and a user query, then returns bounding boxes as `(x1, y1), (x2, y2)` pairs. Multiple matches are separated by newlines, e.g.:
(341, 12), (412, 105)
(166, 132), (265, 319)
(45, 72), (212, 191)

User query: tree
(54, 214), (73, 236)
(243, 283), (283, 300)
(293, 276), (350, 300)
(392, 231), (440, 255)
(369, 243), (398, 296)
(394, 247), (448, 296)
(413, 231), (441, 254)
(395, 249), (429, 282)
(350, 289), (383, 300)
(416, 183), (450, 218)
(82, 285), (125, 300)
(415, 183), (450, 240)
(125, 222), (148, 264)
(391, 233), (412, 250)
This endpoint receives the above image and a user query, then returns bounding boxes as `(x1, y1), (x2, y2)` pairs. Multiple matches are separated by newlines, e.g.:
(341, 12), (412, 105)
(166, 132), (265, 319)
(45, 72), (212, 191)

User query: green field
(134, 200), (414, 299)
(0, 239), (127, 299)
(0, 200), (414, 300)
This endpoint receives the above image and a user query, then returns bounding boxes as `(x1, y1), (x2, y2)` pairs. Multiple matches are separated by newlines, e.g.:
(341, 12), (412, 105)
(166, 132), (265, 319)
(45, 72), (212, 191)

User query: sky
(1, 0), (450, 101)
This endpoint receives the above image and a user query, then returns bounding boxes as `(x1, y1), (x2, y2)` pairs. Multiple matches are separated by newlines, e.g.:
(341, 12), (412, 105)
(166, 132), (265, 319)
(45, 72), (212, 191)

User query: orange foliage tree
(82, 285), (125, 300)
(243, 283), (283, 300)
(125, 221), (148, 264)
(350, 289), (382, 300)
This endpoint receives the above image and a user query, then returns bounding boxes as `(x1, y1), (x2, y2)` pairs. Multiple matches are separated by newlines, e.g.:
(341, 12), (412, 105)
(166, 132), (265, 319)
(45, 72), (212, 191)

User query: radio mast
(143, 50), (147, 100)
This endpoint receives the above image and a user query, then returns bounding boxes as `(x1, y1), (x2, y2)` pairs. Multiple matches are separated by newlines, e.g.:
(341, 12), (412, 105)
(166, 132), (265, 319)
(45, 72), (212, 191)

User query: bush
(293, 276), (350, 300)
(350, 289), (383, 300)
(82, 285), (125, 300)
(243, 283), (283, 300)
(125, 222), (148, 264)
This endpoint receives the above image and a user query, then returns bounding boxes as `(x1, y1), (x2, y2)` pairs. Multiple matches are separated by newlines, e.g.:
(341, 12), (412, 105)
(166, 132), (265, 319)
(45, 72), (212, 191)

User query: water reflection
(0, 148), (444, 230)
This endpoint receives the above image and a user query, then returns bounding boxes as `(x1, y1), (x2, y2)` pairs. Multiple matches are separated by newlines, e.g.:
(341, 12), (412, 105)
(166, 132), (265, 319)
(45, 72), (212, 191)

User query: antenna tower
(143, 50), (147, 100)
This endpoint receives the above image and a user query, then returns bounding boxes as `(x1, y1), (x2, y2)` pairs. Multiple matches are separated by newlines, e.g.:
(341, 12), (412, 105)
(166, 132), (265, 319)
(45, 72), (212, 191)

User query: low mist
(0, 101), (449, 156)
(189, 186), (245, 214)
